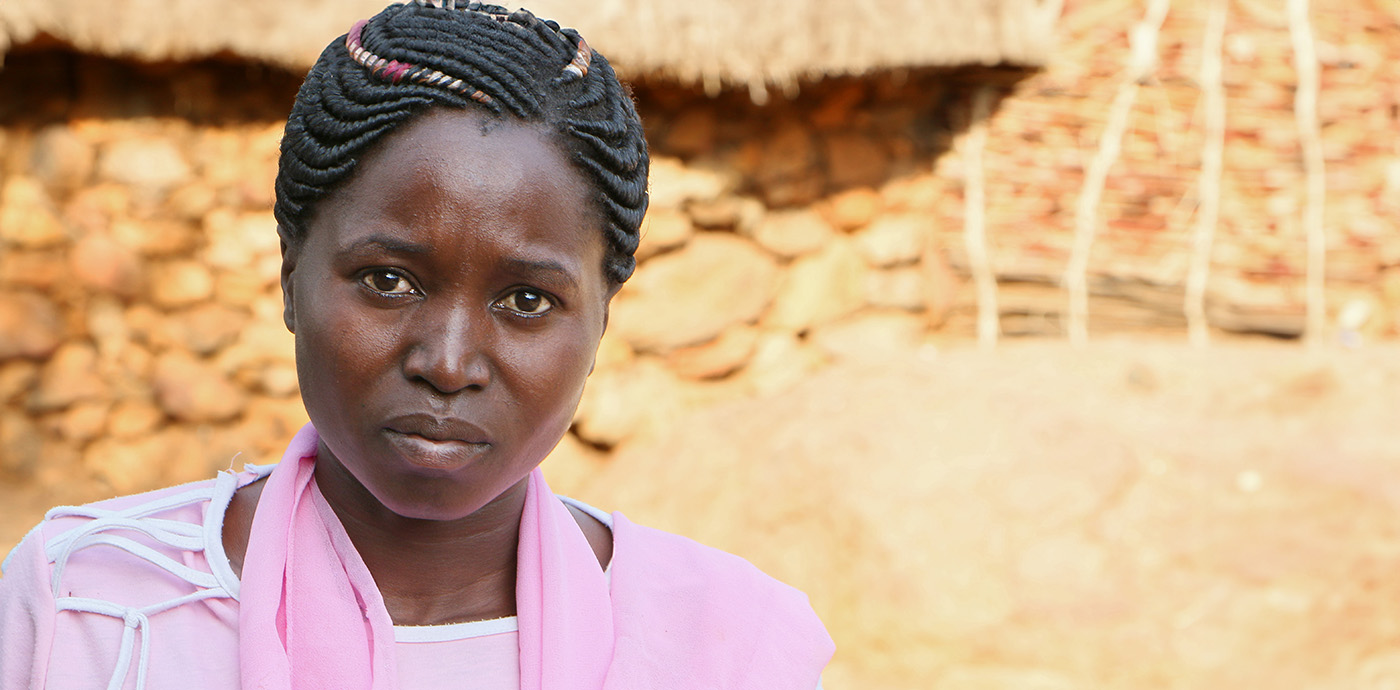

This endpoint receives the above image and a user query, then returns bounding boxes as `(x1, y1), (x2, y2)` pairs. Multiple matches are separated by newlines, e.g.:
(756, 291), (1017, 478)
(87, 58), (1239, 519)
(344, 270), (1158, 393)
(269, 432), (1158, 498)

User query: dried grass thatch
(0, 0), (1054, 88)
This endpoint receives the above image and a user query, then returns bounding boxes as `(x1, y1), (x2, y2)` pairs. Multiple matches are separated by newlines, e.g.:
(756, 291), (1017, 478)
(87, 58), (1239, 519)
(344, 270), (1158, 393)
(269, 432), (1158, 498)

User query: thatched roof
(0, 0), (1052, 88)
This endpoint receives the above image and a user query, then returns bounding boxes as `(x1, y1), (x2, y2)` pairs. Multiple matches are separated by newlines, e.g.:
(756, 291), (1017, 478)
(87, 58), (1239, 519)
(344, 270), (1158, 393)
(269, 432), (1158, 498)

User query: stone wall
(573, 70), (976, 457)
(0, 55), (311, 500)
(0, 48), (991, 501)
(2, 0), (1399, 503)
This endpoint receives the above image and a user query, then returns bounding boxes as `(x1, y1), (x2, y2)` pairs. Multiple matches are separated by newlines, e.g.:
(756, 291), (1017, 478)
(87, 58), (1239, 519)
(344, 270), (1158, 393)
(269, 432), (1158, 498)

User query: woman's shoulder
(609, 513), (775, 579)
(0, 470), (260, 690)
(4, 467), (266, 605)
(606, 512), (835, 686)
(31, 468), (256, 545)
(556, 497), (823, 620)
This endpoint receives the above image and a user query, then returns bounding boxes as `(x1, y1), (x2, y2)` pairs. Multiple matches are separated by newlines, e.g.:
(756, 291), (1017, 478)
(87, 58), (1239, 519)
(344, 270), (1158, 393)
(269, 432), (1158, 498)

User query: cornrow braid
(273, 0), (649, 283)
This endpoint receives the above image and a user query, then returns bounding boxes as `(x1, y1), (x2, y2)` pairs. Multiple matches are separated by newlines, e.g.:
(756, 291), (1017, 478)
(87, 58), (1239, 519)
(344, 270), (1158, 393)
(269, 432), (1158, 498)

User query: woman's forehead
(308, 109), (607, 272)
(356, 110), (568, 191)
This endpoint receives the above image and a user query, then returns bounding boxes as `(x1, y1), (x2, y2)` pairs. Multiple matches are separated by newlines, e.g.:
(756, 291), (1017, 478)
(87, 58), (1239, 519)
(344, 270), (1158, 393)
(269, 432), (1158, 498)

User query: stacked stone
(0, 62), (967, 502)
(4, 0), (1400, 503)
(564, 72), (966, 462)
(0, 117), (308, 498)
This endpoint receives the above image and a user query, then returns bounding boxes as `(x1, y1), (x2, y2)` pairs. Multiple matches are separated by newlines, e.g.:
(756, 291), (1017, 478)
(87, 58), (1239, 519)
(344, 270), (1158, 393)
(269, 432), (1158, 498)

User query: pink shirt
(0, 464), (829, 689)
(1, 470), (253, 689)
(396, 618), (519, 689)
(2, 468), (544, 690)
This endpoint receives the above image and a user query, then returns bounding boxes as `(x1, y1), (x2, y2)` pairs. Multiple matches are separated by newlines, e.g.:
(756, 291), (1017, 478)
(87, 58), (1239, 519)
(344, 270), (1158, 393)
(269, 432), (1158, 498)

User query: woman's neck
(222, 451), (614, 627)
(312, 455), (528, 626)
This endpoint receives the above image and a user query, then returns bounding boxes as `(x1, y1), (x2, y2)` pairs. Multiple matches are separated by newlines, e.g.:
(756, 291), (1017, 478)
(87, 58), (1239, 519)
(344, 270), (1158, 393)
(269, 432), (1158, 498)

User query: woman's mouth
(383, 415), (491, 471)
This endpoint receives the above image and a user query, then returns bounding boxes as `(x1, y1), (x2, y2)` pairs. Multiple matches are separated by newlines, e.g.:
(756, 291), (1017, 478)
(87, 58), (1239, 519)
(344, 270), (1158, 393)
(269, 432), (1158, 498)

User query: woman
(0, 2), (833, 688)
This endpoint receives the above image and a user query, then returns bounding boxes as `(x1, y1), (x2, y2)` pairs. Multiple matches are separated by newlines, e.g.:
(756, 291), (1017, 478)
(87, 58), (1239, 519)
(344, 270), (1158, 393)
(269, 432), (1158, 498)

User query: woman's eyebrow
(340, 235), (433, 255)
(503, 257), (579, 289)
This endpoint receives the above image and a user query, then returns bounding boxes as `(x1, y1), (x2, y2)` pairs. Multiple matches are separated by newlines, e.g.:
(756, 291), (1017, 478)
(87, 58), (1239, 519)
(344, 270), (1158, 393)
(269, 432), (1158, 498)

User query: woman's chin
(366, 474), (529, 523)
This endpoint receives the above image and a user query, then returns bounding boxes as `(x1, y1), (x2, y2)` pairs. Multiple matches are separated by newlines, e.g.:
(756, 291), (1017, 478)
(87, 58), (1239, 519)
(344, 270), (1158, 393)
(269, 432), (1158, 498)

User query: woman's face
(281, 108), (613, 520)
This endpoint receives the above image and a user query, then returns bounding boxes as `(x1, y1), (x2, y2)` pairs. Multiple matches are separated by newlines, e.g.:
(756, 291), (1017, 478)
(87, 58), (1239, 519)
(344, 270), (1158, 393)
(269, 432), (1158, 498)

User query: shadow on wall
(629, 66), (1030, 209)
(0, 49), (304, 124)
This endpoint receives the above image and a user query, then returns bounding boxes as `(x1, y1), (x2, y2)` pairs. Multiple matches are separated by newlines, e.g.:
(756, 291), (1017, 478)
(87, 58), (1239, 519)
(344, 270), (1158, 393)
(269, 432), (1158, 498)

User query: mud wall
(2, 0), (1399, 501)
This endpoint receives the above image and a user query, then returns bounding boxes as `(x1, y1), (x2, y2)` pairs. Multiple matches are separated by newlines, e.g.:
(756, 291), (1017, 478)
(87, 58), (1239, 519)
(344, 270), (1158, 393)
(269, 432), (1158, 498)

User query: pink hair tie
(344, 16), (493, 104)
(564, 36), (592, 79)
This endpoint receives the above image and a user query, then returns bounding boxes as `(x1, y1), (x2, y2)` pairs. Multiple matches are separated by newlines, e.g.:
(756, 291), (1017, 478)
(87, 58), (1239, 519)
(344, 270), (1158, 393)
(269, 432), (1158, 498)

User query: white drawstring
(42, 470), (253, 690)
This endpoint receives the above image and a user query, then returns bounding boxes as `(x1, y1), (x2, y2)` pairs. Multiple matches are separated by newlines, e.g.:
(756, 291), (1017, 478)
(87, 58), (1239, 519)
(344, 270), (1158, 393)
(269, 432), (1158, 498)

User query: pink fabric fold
(240, 424), (833, 690)
(239, 423), (397, 689)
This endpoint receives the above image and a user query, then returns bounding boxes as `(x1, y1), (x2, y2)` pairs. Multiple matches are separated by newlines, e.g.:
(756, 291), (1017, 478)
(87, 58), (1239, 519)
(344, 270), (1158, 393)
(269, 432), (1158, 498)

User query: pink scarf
(239, 424), (833, 689)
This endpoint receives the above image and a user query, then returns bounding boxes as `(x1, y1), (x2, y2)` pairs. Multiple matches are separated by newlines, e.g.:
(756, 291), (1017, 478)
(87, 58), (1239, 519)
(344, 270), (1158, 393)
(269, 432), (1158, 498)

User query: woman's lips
(382, 415), (491, 471)
(383, 429), (491, 471)
(385, 414), (489, 443)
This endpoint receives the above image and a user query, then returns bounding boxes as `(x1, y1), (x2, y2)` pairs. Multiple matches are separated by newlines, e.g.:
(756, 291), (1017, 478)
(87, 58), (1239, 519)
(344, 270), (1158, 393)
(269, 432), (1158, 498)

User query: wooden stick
(1064, 0), (1171, 346)
(963, 86), (999, 348)
(1289, 0), (1327, 346)
(1186, 0), (1228, 346)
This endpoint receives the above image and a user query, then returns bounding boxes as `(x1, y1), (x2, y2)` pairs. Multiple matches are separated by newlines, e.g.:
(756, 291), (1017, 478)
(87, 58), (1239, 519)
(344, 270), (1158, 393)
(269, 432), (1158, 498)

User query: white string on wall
(963, 85), (1000, 349)
(1288, 0), (1327, 346)
(1185, 0), (1228, 347)
(1063, 0), (1170, 346)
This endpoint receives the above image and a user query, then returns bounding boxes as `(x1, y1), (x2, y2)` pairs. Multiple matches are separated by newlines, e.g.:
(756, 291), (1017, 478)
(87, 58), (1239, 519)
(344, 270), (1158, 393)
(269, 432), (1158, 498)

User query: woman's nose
(400, 305), (491, 394)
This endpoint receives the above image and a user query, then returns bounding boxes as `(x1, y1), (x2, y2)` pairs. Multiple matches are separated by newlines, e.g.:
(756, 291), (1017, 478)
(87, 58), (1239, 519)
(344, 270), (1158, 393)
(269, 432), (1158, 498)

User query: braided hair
(273, 1), (649, 283)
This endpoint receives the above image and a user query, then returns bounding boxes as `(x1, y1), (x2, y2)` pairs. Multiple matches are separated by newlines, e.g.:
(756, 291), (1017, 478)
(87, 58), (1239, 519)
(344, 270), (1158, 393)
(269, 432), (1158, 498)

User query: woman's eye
(499, 289), (553, 316)
(361, 270), (414, 295)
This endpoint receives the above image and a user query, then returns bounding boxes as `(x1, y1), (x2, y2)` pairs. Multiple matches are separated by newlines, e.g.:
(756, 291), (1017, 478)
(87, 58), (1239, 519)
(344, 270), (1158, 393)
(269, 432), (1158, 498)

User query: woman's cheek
(503, 331), (587, 405)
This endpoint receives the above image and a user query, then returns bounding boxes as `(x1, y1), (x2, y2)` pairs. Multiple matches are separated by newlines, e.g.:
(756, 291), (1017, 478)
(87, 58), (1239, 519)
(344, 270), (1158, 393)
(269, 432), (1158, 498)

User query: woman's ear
(279, 233), (299, 334)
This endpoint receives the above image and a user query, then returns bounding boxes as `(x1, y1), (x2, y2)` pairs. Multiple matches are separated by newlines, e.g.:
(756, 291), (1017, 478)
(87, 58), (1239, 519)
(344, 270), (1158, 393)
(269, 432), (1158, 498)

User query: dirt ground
(562, 338), (1400, 689)
(5, 338), (1400, 688)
